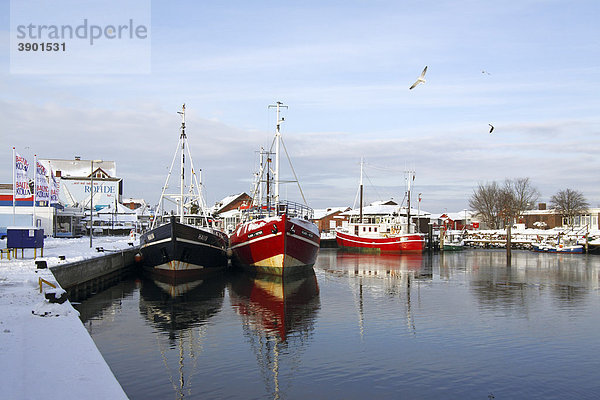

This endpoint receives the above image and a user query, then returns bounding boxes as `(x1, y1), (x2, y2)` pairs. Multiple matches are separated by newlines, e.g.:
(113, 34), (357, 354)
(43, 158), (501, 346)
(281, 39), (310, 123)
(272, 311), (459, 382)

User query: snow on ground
(0, 236), (136, 400)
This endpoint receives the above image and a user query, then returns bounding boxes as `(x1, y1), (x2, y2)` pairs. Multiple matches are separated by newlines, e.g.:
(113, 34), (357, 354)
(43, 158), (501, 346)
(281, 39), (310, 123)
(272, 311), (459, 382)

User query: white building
(40, 158), (122, 209)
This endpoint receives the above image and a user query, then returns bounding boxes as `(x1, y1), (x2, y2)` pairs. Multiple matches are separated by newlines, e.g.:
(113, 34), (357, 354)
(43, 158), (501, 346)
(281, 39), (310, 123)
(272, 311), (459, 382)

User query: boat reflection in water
(229, 270), (320, 399)
(139, 273), (226, 399)
(323, 250), (431, 280)
(321, 250), (432, 336)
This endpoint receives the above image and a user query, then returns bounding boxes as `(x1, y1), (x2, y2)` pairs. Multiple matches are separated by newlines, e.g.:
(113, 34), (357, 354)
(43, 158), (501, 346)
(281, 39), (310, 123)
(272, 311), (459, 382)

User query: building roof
(341, 203), (430, 217)
(212, 193), (249, 213)
(39, 159), (116, 178)
(313, 207), (351, 220)
(430, 211), (475, 221)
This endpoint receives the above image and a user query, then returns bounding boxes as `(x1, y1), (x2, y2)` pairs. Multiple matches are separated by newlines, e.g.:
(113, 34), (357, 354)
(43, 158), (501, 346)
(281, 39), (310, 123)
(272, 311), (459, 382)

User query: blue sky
(1, 0), (599, 213)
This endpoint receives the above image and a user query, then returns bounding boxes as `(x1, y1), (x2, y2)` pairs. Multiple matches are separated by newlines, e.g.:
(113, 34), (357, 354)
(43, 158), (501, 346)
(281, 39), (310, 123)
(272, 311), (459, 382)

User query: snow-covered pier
(0, 236), (138, 400)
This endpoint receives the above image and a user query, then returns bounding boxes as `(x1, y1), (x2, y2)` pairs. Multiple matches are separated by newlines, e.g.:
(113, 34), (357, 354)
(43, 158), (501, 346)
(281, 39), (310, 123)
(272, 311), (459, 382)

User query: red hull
(336, 230), (425, 253)
(229, 214), (320, 276)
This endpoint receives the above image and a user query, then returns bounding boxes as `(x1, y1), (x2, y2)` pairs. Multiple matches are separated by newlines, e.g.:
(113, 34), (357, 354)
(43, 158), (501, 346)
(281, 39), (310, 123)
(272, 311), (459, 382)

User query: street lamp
(417, 193), (422, 233)
(90, 159), (103, 248)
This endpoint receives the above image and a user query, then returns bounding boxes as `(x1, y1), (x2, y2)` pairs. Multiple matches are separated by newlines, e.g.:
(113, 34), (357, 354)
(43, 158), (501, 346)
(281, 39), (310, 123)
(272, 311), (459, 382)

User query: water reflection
(439, 250), (600, 312)
(77, 280), (137, 325)
(75, 250), (600, 399)
(318, 250), (434, 338)
(229, 271), (320, 400)
(140, 274), (226, 340)
(138, 274), (226, 399)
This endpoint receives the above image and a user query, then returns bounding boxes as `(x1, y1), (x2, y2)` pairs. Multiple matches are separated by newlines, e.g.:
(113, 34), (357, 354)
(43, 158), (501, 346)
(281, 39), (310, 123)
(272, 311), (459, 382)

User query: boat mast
(406, 170), (414, 234)
(258, 147), (264, 208)
(178, 104), (186, 223)
(268, 101), (288, 212)
(359, 158), (364, 223)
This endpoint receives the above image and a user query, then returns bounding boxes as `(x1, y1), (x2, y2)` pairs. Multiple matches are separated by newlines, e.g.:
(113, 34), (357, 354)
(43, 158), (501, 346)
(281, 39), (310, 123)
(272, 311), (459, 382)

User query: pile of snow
(0, 236), (132, 399)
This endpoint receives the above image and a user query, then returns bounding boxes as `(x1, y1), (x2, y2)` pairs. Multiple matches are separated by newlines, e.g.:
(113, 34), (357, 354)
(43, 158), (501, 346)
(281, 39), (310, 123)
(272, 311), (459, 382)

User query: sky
(1, 0), (599, 214)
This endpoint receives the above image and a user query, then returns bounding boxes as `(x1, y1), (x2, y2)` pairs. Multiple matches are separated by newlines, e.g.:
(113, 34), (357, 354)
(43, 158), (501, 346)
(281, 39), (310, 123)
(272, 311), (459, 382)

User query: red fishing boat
(229, 102), (320, 276)
(335, 230), (424, 253)
(335, 162), (425, 253)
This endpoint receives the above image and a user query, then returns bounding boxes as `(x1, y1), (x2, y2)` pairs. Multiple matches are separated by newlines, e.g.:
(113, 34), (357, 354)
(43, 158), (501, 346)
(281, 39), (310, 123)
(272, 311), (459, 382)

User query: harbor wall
(50, 248), (139, 301)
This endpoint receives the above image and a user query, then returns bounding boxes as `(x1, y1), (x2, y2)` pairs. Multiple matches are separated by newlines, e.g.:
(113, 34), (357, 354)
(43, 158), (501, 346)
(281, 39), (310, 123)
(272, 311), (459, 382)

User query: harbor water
(75, 249), (600, 399)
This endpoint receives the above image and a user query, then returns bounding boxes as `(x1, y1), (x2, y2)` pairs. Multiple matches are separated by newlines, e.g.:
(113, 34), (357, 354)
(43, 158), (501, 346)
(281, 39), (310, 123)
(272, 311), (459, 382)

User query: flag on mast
(35, 160), (50, 203)
(14, 151), (31, 199)
(49, 169), (60, 205)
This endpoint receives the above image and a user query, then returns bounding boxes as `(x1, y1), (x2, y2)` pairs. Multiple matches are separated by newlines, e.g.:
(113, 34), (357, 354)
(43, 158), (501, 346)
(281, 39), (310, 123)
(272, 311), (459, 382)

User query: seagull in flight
(482, 70), (491, 75)
(409, 66), (428, 90)
(489, 124), (494, 134)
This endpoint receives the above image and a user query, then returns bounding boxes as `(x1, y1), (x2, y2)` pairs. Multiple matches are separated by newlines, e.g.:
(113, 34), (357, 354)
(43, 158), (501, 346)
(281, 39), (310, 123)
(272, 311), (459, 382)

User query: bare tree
(469, 178), (538, 229)
(501, 178), (539, 224)
(550, 189), (589, 227)
(469, 181), (502, 229)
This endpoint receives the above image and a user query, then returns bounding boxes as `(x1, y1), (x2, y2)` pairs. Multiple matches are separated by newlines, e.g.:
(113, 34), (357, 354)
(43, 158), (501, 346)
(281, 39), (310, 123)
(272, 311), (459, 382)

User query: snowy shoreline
(0, 236), (136, 400)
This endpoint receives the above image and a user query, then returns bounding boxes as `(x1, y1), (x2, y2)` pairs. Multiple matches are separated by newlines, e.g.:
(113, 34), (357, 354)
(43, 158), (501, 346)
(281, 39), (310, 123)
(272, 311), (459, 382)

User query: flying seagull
(409, 66), (428, 90)
(489, 124), (494, 134)
(482, 70), (491, 75)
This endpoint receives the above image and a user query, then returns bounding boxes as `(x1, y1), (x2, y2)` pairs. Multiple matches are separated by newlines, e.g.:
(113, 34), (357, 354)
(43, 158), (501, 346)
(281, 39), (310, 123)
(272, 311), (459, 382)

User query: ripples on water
(75, 249), (600, 400)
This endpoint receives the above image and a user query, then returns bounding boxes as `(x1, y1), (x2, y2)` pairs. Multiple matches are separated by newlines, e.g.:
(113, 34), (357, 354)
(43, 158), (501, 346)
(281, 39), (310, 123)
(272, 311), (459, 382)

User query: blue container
(7, 227), (44, 248)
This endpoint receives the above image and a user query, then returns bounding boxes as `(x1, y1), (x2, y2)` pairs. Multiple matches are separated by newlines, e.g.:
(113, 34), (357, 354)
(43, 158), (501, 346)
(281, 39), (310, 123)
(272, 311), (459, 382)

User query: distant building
(0, 183), (54, 236)
(521, 203), (599, 230)
(211, 193), (252, 233)
(122, 198), (149, 211)
(312, 207), (351, 233)
(430, 211), (477, 231)
(40, 158), (122, 209)
(212, 193), (251, 214)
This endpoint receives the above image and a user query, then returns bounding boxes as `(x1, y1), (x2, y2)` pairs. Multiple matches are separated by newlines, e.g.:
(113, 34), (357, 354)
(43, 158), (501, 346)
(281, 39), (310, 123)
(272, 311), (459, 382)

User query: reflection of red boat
(230, 271), (320, 342)
(334, 251), (425, 276)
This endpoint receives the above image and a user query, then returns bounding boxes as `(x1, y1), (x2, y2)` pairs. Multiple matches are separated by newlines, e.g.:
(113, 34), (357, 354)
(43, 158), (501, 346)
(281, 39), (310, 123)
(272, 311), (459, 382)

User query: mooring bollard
(35, 260), (47, 269)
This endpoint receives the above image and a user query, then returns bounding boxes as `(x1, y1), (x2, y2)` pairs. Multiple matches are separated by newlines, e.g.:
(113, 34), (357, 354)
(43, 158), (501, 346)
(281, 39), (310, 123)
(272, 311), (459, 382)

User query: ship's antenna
(268, 101), (288, 209)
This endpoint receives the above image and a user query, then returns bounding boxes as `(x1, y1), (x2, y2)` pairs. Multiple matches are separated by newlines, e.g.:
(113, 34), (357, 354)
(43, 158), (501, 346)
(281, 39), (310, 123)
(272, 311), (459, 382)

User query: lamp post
(417, 193), (422, 233)
(90, 159), (103, 248)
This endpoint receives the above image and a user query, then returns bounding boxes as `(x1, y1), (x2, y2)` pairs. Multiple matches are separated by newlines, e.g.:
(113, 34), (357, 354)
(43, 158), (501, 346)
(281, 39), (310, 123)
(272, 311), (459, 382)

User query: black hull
(139, 220), (228, 277)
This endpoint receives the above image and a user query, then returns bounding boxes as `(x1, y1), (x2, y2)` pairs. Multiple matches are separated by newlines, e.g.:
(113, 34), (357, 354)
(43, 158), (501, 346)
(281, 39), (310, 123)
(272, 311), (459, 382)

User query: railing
(242, 199), (314, 221)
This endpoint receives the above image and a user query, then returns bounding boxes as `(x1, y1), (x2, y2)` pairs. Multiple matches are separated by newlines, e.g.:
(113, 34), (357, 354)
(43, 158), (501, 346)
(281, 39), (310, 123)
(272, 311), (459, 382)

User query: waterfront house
(312, 207), (351, 234)
(521, 203), (600, 231)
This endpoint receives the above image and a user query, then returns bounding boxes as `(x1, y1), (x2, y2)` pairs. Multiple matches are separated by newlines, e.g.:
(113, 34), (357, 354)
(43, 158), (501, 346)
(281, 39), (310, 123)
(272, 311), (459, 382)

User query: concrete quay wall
(50, 248), (139, 300)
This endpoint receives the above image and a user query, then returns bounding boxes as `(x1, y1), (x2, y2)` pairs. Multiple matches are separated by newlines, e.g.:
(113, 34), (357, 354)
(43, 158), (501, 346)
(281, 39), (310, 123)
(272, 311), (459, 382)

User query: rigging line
(280, 135), (308, 205)
(185, 143), (210, 226)
(364, 162), (406, 173)
(153, 136), (183, 229)
(362, 169), (383, 204)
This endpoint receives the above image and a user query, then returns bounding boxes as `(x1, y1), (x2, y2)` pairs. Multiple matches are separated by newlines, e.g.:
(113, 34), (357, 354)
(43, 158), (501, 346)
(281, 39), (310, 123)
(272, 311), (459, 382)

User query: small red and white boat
(229, 102), (320, 276)
(335, 162), (425, 253)
(336, 229), (424, 253)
